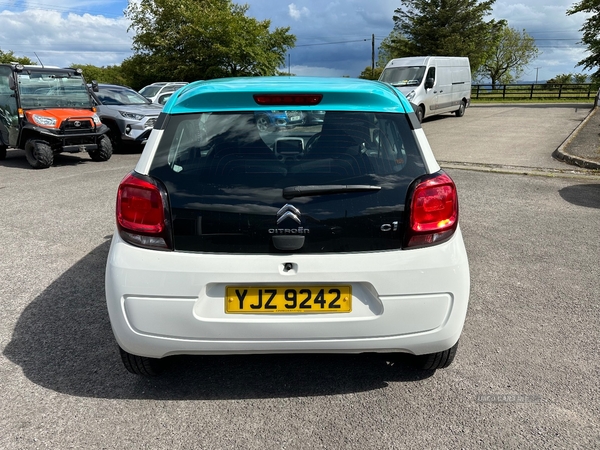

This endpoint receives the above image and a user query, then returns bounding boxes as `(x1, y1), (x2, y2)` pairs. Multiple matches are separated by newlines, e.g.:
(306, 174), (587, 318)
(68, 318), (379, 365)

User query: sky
(0, 0), (593, 82)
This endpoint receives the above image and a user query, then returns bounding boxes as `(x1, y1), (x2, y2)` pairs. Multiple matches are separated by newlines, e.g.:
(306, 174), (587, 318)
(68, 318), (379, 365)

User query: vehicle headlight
(32, 114), (57, 127)
(92, 113), (102, 125)
(406, 90), (416, 101)
(119, 111), (145, 121)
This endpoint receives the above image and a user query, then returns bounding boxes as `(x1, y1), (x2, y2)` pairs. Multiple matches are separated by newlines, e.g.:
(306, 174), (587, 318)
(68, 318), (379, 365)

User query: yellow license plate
(225, 286), (352, 314)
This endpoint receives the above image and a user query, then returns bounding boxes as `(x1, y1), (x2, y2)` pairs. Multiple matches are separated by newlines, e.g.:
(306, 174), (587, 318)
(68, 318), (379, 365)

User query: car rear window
(139, 85), (162, 97)
(148, 111), (427, 254)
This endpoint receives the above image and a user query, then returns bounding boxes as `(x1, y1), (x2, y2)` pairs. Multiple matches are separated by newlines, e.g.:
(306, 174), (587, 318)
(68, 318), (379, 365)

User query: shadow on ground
(559, 184), (600, 209)
(0, 150), (104, 170)
(4, 240), (433, 400)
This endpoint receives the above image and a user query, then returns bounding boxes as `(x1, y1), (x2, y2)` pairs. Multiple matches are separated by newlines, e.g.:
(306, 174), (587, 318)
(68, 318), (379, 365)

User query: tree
(0, 49), (35, 65)
(358, 66), (383, 80)
(119, 54), (161, 91)
(390, 0), (505, 73)
(70, 64), (129, 86)
(478, 25), (538, 86)
(567, 0), (600, 78)
(548, 73), (574, 85)
(377, 30), (408, 67)
(573, 73), (589, 84)
(125, 0), (296, 82)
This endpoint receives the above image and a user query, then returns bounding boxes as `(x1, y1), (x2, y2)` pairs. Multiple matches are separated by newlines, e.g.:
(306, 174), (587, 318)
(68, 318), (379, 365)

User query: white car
(139, 82), (188, 103)
(105, 77), (470, 376)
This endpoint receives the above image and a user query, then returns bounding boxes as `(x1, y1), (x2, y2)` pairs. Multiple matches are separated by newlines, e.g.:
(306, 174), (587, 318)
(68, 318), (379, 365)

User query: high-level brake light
(253, 94), (323, 106)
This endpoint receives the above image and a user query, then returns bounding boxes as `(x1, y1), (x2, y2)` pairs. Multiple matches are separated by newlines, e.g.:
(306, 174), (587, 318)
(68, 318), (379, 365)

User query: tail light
(116, 172), (172, 250)
(404, 171), (458, 249)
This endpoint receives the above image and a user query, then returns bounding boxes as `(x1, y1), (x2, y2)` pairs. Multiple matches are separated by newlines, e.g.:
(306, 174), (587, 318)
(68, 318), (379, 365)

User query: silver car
(89, 83), (163, 150)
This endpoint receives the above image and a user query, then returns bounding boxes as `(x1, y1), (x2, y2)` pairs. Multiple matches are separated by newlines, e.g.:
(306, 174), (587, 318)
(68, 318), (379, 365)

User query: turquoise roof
(162, 77), (413, 114)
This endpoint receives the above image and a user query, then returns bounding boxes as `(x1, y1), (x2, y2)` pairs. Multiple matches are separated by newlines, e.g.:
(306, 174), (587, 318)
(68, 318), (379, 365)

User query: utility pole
(288, 54), (291, 76)
(535, 67), (541, 84)
(371, 34), (375, 78)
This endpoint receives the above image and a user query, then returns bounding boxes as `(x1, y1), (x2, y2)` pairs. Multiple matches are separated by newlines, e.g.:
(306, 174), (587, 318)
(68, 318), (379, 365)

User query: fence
(472, 83), (600, 101)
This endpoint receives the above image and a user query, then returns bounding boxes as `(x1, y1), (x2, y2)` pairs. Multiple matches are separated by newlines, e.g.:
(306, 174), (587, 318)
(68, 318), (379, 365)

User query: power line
(295, 39), (371, 48)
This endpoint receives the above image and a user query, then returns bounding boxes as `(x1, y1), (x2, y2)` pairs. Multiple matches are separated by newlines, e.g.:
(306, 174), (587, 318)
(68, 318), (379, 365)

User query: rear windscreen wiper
(283, 184), (381, 199)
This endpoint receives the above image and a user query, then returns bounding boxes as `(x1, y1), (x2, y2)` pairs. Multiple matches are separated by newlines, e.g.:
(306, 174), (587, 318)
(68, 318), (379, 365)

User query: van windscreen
(380, 66), (426, 87)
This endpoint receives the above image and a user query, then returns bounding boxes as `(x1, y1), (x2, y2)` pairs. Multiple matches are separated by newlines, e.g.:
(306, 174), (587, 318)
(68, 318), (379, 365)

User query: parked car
(88, 82), (163, 150)
(254, 110), (305, 131)
(139, 82), (188, 103)
(105, 77), (470, 376)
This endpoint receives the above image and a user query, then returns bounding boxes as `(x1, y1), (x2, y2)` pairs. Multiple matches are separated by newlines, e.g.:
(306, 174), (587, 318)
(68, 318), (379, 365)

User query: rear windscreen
(149, 111), (427, 253)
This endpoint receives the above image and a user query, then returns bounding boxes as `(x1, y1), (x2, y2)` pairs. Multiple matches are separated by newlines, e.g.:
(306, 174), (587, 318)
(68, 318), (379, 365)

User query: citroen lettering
(268, 227), (310, 234)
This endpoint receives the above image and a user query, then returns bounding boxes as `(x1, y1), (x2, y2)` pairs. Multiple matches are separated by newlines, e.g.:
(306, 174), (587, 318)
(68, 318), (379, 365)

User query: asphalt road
(1, 104), (599, 449)
(423, 103), (593, 171)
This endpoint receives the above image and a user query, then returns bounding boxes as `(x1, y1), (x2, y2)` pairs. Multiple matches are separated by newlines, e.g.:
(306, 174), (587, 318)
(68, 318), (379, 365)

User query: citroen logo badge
(277, 204), (301, 224)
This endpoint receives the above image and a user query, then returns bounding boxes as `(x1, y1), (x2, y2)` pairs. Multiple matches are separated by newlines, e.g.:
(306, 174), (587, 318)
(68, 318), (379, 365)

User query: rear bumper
(105, 229), (470, 359)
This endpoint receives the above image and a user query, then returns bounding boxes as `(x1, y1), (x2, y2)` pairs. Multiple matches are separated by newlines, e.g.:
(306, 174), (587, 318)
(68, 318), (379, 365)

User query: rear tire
(0, 145), (6, 160)
(409, 341), (459, 370)
(25, 139), (53, 169)
(455, 100), (466, 117)
(119, 347), (164, 376)
(89, 135), (113, 161)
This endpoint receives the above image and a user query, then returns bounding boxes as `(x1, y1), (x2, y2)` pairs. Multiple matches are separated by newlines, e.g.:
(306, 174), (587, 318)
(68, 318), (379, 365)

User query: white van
(379, 56), (471, 122)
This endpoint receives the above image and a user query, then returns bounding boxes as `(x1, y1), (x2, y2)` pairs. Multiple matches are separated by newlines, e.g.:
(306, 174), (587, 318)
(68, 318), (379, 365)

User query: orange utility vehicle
(0, 63), (112, 169)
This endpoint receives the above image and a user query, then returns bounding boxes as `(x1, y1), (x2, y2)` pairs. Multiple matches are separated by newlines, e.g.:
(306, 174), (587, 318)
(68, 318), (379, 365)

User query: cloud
(0, 7), (132, 68)
(288, 65), (348, 77)
(288, 3), (310, 20)
(0, 0), (593, 80)
(490, 0), (593, 80)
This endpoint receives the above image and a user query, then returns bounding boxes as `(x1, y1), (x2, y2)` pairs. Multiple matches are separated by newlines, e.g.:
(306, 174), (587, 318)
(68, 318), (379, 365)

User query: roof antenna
(34, 52), (44, 68)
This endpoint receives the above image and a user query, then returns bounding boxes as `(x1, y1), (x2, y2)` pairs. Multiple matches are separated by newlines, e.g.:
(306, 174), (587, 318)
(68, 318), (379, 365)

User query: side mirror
(91, 80), (99, 92)
(425, 78), (434, 89)
(8, 75), (16, 91)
